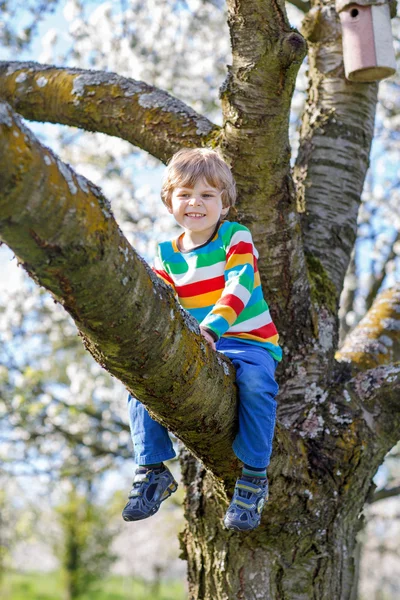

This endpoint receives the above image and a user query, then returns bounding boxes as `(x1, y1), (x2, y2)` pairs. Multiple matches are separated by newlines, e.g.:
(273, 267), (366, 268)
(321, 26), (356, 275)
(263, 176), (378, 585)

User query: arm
(200, 225), (256, 341)
(154, 249), (217, 350)
(153, 249), (176, 292)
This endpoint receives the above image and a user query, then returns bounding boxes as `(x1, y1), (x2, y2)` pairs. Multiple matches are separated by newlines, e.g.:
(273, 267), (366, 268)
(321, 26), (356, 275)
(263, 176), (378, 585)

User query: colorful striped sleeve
(153, 246), (176, 292)
(200, 225), (256, 339)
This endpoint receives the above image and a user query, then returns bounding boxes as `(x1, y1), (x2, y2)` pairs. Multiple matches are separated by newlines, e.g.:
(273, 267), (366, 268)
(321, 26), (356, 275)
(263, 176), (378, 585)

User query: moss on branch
(337, 286), (400, 370)
(306, 253), (338, 314)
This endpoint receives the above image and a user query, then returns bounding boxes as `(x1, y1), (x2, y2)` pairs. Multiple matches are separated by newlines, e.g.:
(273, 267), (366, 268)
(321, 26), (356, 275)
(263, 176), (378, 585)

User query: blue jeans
(127, 337), (279, 468)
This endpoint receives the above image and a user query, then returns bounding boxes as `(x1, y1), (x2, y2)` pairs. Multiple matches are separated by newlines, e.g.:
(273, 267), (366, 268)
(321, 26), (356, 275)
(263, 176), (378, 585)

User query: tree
(350, 442), (400, 600)
(0, 1), (399, 599)
(0, 477), (40, 589)
(55, 477), (118, 600)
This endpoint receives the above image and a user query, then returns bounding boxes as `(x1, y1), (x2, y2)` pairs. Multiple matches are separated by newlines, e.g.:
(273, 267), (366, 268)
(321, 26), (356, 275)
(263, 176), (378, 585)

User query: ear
(167, 204), (173, 214)
(221, 206), (229, 217)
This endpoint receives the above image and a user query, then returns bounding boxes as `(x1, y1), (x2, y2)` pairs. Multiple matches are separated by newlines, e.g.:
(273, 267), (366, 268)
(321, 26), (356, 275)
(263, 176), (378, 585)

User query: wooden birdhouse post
(336, 0), (397, 81)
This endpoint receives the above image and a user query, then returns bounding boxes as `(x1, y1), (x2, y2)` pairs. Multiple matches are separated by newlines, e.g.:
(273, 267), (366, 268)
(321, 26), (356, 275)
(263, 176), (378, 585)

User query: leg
(216, 339), (279, 531)
(127, 393), (176, 465)
(123, 394), (177, 522)
(216, 339), (278, 468)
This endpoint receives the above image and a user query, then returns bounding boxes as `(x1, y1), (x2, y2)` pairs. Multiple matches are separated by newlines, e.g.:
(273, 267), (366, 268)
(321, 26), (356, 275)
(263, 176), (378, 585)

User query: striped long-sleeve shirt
(154, 221), (282, 361)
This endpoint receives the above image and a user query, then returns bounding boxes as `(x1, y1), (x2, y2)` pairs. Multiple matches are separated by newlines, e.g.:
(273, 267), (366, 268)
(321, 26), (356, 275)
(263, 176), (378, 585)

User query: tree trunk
(180, 451), (366, 600)
(178, 345), (400, 600)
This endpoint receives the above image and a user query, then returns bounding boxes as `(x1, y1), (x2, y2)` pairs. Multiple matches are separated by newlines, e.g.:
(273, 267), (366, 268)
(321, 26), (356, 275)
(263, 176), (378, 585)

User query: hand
(200, 326), (216, 351)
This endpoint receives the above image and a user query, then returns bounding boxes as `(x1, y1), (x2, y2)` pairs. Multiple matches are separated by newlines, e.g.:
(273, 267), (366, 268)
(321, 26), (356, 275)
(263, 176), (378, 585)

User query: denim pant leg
(127, 394), (176, 465)
(216, 339), (279, 468)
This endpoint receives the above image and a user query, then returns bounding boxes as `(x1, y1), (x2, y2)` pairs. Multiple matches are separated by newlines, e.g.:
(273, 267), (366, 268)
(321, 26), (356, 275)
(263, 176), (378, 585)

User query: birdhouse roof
(335, 0), (396, 15)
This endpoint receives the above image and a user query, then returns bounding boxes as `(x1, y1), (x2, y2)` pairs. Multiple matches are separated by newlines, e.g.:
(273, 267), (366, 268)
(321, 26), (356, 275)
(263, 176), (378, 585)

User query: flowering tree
(0, 0), (399, 598)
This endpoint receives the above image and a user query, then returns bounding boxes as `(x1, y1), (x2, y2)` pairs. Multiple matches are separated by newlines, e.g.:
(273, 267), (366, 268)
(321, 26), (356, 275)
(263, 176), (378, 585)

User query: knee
(235, 363), (279, 398)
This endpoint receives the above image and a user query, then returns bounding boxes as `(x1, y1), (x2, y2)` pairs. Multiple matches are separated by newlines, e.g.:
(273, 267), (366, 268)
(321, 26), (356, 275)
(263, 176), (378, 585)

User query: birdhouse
(336, 0), (397, 82)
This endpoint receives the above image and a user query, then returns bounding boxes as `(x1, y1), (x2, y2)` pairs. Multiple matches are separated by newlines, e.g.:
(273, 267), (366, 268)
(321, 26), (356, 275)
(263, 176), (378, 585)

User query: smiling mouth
(185, 213), (205, 218)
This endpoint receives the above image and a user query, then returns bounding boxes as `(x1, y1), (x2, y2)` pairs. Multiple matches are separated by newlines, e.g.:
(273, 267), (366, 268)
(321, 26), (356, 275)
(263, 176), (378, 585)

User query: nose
(188, 196), (201, 205)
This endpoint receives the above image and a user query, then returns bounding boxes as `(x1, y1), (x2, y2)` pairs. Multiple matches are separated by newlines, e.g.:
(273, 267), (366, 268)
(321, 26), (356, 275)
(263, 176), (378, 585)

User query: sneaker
(223, 477), (268, 531)
(122, 465), (178, 522)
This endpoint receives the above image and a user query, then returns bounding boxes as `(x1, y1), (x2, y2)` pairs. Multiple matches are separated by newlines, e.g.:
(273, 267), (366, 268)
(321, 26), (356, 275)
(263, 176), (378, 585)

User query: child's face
(168, 178), (229, 241)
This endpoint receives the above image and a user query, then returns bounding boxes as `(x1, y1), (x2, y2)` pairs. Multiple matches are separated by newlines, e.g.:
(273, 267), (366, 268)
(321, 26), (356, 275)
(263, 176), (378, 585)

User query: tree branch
(286, 0), (311, 12)
(371, 485), (400, 504)
(221, 0), (312, 353)
(0, 100), (237, 480)
(365, 231), (400, 313)
(0, 61), (219, 163)
(344, 363), (400, 447)
(295, 5), (378, 302)
(337, 285), (400, 371)
(339, 249), (357, 344)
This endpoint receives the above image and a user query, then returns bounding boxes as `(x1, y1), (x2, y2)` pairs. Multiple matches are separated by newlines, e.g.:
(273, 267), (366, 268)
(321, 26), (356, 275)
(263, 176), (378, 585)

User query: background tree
(0, 284), (132, 480)
(0, 2), (400, 600)
(0, 477), (40, 588)
(350, 442), (400, 600)
(55, 476), (118, 600)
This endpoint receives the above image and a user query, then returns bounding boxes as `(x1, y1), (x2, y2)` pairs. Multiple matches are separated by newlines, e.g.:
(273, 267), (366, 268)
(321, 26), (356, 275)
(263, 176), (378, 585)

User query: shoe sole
(223, 511), (261, 532)
(223, 519), (260, 532)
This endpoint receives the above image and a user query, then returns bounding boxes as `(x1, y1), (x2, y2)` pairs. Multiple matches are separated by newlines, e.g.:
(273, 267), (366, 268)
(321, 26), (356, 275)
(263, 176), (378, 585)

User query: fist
(199, 326), (216, 351)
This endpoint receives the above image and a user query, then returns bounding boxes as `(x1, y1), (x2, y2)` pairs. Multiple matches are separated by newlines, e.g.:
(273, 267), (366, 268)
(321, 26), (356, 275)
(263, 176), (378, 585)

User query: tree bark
(339, 249), (356, 345)
(372, 485), (400, 503)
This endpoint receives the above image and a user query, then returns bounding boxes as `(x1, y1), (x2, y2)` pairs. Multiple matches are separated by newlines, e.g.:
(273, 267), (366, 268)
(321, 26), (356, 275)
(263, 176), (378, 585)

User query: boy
(122, 148), (281, 531)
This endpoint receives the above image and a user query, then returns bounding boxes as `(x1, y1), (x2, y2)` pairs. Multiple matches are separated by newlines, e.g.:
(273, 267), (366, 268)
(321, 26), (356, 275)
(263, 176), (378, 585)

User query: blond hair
(161, 148), (236, 210)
